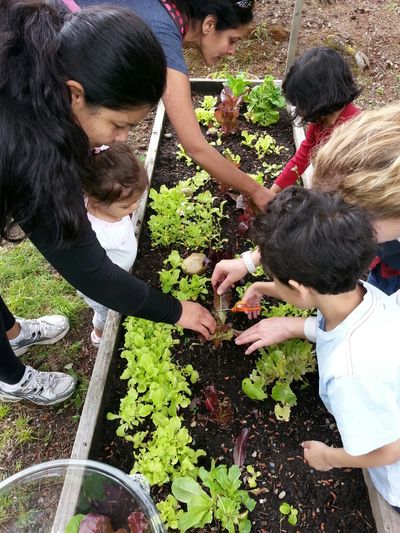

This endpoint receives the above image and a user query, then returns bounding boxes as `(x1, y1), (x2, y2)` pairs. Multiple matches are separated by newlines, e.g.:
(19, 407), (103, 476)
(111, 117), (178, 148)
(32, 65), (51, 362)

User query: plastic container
(0, 459), (165, 533)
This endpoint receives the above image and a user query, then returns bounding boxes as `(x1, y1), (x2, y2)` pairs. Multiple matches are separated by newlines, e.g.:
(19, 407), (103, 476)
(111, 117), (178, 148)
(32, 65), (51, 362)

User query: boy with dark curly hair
(236, 187), (400, 513)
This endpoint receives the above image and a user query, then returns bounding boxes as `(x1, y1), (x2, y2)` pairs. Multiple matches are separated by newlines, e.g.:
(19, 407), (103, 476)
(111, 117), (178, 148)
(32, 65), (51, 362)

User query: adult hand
(176, 301), (216, 339)
(211, 257), (248, 295)
(249, 186), (275, 212)
(302, 441), (334, 471)
(235, 316), (306, 355)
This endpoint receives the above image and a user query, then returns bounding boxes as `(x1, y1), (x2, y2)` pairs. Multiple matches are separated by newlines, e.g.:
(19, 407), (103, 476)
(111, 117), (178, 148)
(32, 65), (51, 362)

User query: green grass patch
(0, 240), (85, 327)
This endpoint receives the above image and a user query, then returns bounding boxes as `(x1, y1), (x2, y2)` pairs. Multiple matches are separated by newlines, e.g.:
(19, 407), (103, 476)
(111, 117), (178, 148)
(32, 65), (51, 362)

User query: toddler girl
(80, 143), (147, 347)
(271, 46), (361, 193)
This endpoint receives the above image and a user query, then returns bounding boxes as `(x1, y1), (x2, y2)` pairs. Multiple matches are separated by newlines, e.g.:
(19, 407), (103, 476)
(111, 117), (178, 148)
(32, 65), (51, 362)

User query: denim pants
(77, 291), (109, 331)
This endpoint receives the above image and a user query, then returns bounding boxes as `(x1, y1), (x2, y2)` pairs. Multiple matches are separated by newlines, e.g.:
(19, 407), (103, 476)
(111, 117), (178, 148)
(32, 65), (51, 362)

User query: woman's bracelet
(240, 251), (257, 274)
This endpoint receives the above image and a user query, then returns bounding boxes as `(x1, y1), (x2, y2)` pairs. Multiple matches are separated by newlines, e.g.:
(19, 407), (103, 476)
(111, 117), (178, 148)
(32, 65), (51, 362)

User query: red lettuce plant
(214, 88), (243, 135)
(202, 385), (234, 428)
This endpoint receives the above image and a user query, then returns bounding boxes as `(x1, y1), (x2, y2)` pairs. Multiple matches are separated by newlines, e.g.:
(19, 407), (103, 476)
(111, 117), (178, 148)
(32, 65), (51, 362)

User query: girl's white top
(87, 211), (137, 272)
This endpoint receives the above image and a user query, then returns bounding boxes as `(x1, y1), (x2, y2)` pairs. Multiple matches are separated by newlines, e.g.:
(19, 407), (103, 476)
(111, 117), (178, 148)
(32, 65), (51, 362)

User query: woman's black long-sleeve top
(21, 214), (182, 324)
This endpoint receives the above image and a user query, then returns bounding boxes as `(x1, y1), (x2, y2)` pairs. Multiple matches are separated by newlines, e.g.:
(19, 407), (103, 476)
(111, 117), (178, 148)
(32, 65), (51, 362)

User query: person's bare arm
(303, 438), (400, 471)
(163, 68), (274, 211)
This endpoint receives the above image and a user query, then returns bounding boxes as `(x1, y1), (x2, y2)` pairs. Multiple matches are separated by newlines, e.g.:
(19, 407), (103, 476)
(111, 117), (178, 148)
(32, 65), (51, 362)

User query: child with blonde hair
(79, 143), (148, 347)
(313, 103), (400, 294)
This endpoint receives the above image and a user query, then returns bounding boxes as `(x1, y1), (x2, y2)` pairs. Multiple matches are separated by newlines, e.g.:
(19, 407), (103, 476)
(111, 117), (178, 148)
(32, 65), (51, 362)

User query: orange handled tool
(221, 300), (261, 313)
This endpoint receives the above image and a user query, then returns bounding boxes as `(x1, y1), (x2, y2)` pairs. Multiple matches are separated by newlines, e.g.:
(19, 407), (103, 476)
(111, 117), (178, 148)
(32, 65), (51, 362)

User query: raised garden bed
(67, 79), (399, 532)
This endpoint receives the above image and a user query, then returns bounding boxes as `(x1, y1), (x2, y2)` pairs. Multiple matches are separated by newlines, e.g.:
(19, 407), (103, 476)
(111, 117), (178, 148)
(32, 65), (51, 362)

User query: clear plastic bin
(0, 459), (165, 533)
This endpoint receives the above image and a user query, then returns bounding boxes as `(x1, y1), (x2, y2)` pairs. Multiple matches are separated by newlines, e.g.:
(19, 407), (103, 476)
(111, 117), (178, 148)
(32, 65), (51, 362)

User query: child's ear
(288, 279), (310, 305)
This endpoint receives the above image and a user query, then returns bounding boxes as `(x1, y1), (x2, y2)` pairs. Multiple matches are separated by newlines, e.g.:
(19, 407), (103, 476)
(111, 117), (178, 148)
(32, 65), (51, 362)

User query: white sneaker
(10, 315), (70, 356)
(0, 366), (76, 405)
(90, 329), (102, 349)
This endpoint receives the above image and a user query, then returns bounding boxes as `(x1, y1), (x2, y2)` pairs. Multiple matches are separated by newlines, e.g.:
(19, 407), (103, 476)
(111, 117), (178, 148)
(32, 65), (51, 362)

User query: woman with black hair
(78, 0), (274, 211)
(0, 0), (216, 406)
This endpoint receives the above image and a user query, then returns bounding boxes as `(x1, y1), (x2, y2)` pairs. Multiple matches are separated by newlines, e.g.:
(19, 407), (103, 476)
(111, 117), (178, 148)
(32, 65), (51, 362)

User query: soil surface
(96, 88), (374, 532)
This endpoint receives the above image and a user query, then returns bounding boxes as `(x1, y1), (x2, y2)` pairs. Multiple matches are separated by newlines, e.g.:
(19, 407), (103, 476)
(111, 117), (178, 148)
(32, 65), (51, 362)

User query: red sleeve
(274, 104), (361, 190)
(274, 122), (319, 189)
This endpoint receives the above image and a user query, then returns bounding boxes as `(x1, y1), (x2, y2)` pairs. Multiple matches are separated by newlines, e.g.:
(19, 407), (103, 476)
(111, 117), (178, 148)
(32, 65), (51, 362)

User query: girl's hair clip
(236, 0), (251, 7)
(93, 145), (110, 154)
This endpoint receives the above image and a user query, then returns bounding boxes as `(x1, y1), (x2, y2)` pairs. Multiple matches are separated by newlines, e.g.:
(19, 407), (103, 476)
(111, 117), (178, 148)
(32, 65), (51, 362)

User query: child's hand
(211, 258), (248, 295)
(302, 441), (334, 471)
(235, 316), (305, 355)
(241, 283), (264, 319)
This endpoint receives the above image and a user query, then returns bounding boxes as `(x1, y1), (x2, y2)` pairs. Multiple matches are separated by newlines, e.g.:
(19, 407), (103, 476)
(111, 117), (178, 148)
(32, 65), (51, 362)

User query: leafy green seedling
(222, 148), (241, 167)
(225, 73), (251, 98)
(195, 95), (219, 127)
(241, 130), (258, 149)
(245, 465), (261, 489)
(279, 502), (299, 527)
(176, 143), (194, 166)
(242, 339), (316, 421)
(172, 461), (256, 532)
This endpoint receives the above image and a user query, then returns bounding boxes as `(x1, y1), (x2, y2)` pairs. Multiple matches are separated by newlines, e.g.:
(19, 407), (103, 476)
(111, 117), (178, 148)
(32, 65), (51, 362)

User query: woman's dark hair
(0, 0), (166, 244)
(253, 187), (376, 295)
(175, 0), (254, 30)
(282, 46), (361, 123)
(85, 143), (148, 205)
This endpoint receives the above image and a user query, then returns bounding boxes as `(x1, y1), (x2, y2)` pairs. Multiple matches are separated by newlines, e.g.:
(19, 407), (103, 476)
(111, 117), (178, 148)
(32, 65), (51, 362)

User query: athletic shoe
(0, 366), (76, 405)
(90, 329), (102, 349)
(10, 315), (70, 356)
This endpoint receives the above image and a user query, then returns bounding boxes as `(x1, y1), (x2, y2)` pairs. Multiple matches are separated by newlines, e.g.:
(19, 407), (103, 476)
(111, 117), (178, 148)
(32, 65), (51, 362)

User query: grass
(0, 240), (85, 325)
(0, 239), (92, 480)
(0, 414), (35, 454)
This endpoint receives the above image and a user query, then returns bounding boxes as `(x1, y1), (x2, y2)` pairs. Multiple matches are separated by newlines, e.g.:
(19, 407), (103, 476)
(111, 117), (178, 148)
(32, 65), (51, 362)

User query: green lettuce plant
(131, 416), (206, 486)
(148, 171), (226, 250)
(254, 134), (283, 160)
(195, 95), (219, 127)
(172, 461), (256, 532)
(107, 316), (205, 487)
(159, 250), (210, 301)
(241, 130), (258, 149)
(242, 339), (316, 421)
(244, 75), (286, 127)
(224, 73), (251, 98)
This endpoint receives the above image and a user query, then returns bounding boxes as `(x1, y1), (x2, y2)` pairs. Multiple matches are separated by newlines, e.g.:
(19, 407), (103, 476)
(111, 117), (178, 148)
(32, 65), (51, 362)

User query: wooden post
(285, 0), (304, 75)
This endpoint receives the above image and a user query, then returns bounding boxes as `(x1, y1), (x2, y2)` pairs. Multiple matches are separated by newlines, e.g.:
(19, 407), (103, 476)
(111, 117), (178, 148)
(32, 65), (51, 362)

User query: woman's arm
(23, 217), (215, 337)
(163, 68), (274, 211)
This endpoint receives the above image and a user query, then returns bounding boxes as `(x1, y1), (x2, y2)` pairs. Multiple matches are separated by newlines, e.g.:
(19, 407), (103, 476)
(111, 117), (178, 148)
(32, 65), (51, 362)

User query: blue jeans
(393, 505), (400, 515)
(367, 264), (400, 295)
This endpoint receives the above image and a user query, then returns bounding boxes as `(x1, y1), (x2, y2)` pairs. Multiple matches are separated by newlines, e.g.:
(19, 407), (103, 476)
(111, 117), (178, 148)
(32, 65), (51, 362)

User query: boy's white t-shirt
(87, 211), (137, 272)
(307, 281), (400, 506)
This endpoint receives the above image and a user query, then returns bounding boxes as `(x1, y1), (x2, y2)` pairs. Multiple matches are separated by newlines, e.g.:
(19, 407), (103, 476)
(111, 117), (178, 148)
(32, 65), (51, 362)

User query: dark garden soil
(95, 88), (375, 532)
